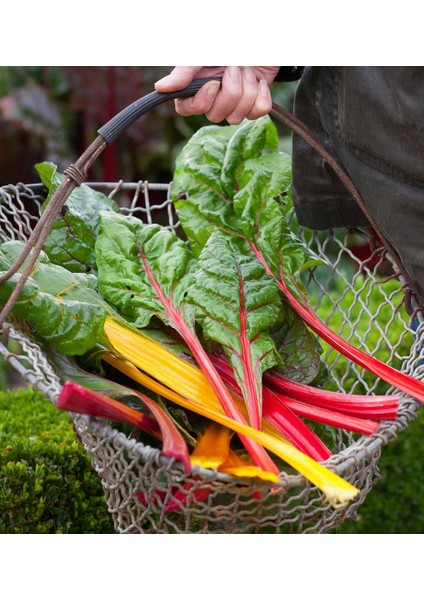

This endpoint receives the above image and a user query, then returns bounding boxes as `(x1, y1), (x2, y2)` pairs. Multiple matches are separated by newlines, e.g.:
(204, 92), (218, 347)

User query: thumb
(155, 66), (204, 92)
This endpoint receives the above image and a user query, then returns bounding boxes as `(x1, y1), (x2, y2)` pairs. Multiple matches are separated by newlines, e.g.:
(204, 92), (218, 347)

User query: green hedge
(0, 387), (114, 534)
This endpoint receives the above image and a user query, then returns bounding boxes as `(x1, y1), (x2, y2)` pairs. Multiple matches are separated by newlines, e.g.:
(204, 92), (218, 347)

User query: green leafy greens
(0, 241), (106, 355)
(36, 161), (119, 273)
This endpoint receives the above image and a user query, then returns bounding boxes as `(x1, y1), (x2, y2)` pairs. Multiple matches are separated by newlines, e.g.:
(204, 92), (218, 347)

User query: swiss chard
(172, 116), (424, 406)
(172, 116), (321, 296)
(4, 116), (413, 508)
(95, 213), (280, 474)
(187, 230), (283, 430)
(0, 241), (106, 355)
(102, 346), (359, 506)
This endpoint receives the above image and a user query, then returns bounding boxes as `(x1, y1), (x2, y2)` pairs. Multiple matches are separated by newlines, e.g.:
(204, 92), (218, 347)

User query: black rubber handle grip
(98, 77), (222, 145)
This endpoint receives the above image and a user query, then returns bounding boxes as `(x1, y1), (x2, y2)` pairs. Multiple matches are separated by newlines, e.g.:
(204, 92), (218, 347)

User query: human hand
(154, 66), (280, 125)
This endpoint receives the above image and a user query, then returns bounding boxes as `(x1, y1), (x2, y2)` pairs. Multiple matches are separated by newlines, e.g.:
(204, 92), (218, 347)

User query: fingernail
(206, 80), (221, 99)
(260, 79), (269, 97)
(228, 66), (240, 81)
(155, 74), (171, 87)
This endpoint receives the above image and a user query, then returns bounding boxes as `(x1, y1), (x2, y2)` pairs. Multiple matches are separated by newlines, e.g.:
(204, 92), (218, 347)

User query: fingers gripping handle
(98, 77), (222, 145)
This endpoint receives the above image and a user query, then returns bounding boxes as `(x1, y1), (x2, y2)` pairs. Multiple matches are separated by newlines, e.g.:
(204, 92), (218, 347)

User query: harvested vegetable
(186, 230), (283, 430)
(100, 344), (359, 506)
(95, 212), (280, 474)
(171, 115), (424, 405)
(1, 115), (419, 512)
(0, 241), (106, 355)
(35, 161), (120, 273)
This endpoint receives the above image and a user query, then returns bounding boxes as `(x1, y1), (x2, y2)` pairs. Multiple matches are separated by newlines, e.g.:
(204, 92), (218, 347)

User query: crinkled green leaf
(35, 162), (119, 273)
(171, 116), (326, 392)
(172, 117), (325, 298)
(171, 124), (244, 257)
(271, 304), (323, 384)
(220, 116), (282, 196)
(0, 241), (107, 355)
(187, 230), (283, 429)
(96, 211), (196, 329)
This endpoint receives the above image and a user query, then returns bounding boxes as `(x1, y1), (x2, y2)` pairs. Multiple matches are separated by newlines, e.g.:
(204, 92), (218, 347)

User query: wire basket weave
(1, 180), (423, 534)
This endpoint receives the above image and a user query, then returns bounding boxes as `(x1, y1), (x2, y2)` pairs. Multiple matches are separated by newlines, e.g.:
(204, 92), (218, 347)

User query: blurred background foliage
(0, 66), (296, 186)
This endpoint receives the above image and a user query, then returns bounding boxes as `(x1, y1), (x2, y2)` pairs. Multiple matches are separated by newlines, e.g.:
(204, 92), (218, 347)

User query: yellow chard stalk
(103, 318), (359, 508)
(220, 450), (281, 483)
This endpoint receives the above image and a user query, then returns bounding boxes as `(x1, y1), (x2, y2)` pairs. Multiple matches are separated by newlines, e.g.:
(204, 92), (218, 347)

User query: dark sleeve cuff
(273, 67), (305, 82)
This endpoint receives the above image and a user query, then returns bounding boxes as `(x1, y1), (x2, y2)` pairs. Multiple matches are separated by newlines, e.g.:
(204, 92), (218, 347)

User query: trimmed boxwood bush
(0, 386), (114, 534)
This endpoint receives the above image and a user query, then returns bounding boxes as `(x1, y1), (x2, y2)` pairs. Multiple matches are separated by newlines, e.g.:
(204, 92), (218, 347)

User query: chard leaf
(96, 211), (196, 328)
(0, 241), (106, 355)
(172, 117), (324, 298)
(220, 116), (282, 195)
(35, 162), (119, 273)
(171, 117), (290, 254)
(187, 230), (283, 430)
(271, 304), (323, 384)
(171, 124), (244, 257)
(174, 122), (424, 408)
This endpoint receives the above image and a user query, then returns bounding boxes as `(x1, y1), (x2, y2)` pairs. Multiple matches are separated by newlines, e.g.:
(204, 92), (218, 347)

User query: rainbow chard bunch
(170, 116), (424, 405)
(2, 117), (424, 510)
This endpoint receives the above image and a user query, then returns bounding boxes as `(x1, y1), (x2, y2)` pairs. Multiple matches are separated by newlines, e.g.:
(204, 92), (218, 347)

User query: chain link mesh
(0, 181), (422, 534)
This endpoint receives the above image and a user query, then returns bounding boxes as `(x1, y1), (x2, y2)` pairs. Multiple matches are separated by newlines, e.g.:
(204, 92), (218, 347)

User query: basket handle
(0, 76), (415, 330)
(98, 77), (222, 145)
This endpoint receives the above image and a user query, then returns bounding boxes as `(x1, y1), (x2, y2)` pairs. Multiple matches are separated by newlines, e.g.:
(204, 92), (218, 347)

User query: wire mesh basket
(1, 179), (423, 534)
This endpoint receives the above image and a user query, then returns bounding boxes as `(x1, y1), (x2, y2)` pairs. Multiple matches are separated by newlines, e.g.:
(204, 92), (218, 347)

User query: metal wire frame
(0, 180), (422, 534)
